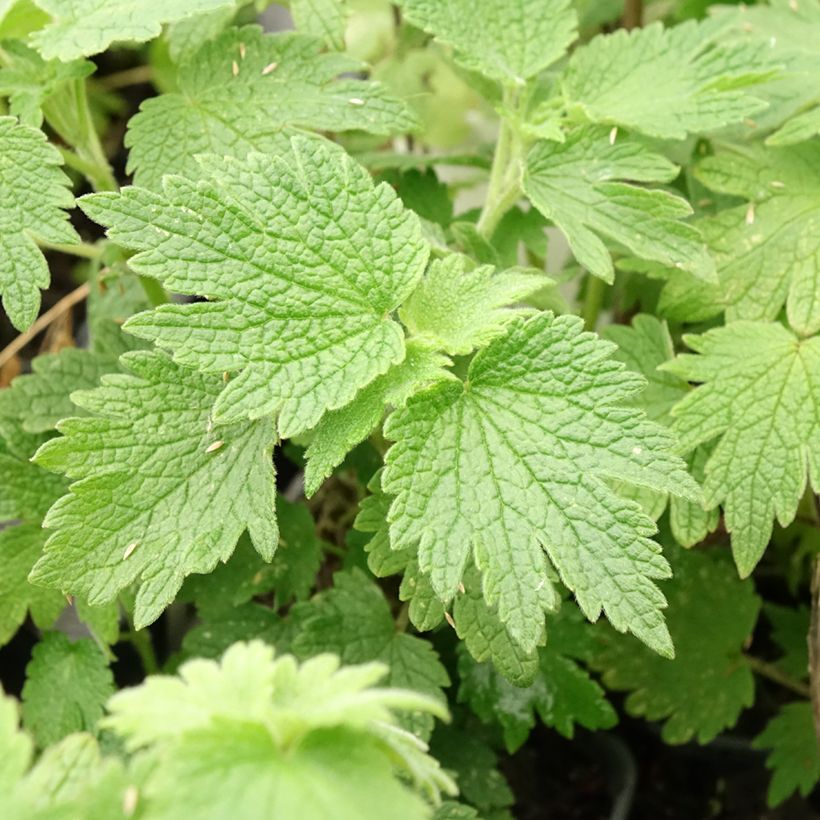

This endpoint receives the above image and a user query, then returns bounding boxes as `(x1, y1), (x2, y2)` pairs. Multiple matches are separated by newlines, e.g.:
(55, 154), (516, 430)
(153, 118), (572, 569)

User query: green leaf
(458, 603), (616, 752)
(0, 116), (78, 330)
(305, 343), (452, 496)
(30, 350), (278, 629)
(754, 702), (820, 807)
(383, 312), (701, 657)
(29, 0), (235, 60)
(81, 137), (427, 436)
(561, 18), (773, 139)
(669, 446), (719, 548)
(22, 632), (114, 748)
(105, 641), (454, 817)
(291, 569), (450, 739)
(181, 601), (283, 660)
(291, 0), (347, 50)
(664, 321), (820, 575)
(398, 0), (577, 87)
(399, 254), (544, 355)
(125, 26), (417, 189)
(0, 525), (65, 646)
(767, 105), (820, 146)
(164, 0), (241, 61)
(590, 545), (760, 744)
(696, 142), (820, 335)
(524, 127), (714, 284)
(764, 603), (810, 682)
(0, 691), (31, 795)
(0, 347), (122, 433)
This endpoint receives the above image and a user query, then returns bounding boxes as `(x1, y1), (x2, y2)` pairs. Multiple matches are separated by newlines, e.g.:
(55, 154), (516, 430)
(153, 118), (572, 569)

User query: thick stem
(582, 274), (606, 332)
(476, 113), (522, 238)
(745, 654), (811, 699)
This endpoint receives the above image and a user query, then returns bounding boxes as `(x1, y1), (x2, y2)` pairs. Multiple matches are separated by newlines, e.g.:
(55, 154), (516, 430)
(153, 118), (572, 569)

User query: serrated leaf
(305, 343), (451, 496)
(181, 600), (283, 660)
(696, 142), (820, 335)
(22, 632), (114, 748)
(383, 313), (700, 657)
(0, 347), (122, 433)
(291, 569), (450, 739)
(0, 525), (65, 646)
(399, 254), (544, 355)
(669, 446), (720, 548)
(81, 137), (427, 436)
(524, 127), (713, 283)
(664, 321), (820, 575)
(561, 18), (774, 139)
(291, 0), (347, 50)
(29, 0), (235, 60)
(399, 0), (577, 87)
(0, 116), (78, 330)
(754, 702), (820, 807)
(591, 545), (760, 744)
(125, 26), (417, 189)
(30, 350), (278, 629)
(105, 641), (453, 817)
(767, 105), (820, 146)
(164, 0), (241, 61)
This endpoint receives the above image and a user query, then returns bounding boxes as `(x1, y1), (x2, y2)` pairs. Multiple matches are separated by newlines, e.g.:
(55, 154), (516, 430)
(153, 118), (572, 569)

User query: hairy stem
(745, 654), (811, 699)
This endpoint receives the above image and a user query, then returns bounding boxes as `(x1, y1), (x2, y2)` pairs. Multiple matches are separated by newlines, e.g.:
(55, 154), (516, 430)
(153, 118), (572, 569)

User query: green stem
(138, 275), (169, 306)
(582, 274), (606, 332)
(97, 65), (154, 90)
(74, 79), (117, 192)
(395, 601), (410, 633)
(745, 655), (811, 699)
(122, 629), (159, 675)
(38, 240), (102, 259)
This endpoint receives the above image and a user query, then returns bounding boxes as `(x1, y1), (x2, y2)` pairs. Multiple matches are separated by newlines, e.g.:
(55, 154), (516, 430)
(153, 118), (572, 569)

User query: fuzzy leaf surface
(82, 138), (427, 436)
(591, 545), (760, 744)
(383, 313), (701, 656)
(30, 350), (278, 628)
(696, 142), (820, 335)
(0, 116), (78, 330)
(30, 0), (234, 60)
(21, 632), (114, 748)
(524, 127), (713, 283)
(398, 0), (577, 86)
(126, 26), (416, 189)
(561, 18), (773, 139)
(665, 321), (820, 575)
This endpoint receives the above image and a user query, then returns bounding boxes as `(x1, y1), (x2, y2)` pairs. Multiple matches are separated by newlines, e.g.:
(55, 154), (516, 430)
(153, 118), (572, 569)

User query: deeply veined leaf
(383, 312), (701, 657)
(458, 603), (617, 752)
(21, 632), (114, 748)
(664, 321), (820, 575)
(398, 0), (577, 87)
(104, 641), (454, 818)
(696, 142), (820, 335)
(304, 343), (452, 497)
(126, 26), (417, 189)
(0, 116), (78, 330)
(30, 350), (278, 629)
(768, 105), (820, 146)
(561, 18), (775, 139)
(523, 127), (714, 283)
(399, 254), (544, 355)
(291, 0), (347, 50)
(29, 0), (235, 60)
(754, 702), (820, 807)
(81, 137), (428, 436)
(291, 569), (450, 739)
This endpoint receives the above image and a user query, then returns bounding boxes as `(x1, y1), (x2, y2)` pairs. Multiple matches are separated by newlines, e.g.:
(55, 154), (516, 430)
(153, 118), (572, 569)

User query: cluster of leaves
(0, 0), (819, 815)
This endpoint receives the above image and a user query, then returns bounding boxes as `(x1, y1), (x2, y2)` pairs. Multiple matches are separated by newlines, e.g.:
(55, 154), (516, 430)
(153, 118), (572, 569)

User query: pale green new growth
(591, 545), (760, 745)
(291, 569), (450, 738)
(562, 18), (774, 139)
(0, 116), (78, 330)
(400, 254), (544, 355)
(81, 138), (427, 436)
(291, 0), (347, 50)
(105, 641), (454, 818)
(126, 26), (417, 189)
(524, 127), (714, 283)
(383, 312), (701, 656)
(754, 702), (820, 807)
(305, 343), (452, 496)
(31, 350), (278, 628)
(696, 143), (820, 335)
(458, 604), (616, 752)
(30, 0), (234, 60)
(768, 105), (820, 145)
(399, 0), (577, 86)
(665, 321), (820, 575)
(22, 632), (114, 748)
